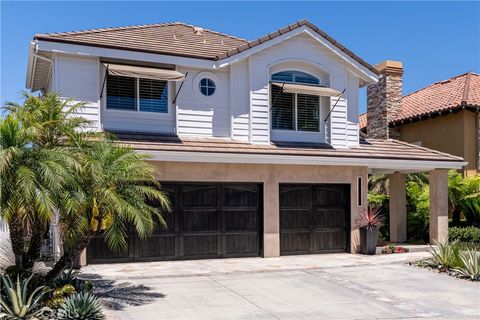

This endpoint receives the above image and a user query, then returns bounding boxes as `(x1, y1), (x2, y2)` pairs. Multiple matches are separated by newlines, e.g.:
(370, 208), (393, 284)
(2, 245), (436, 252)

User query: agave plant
(57, 292), (103, 320)
(428, 241), (462, 269)
(358, 207), (385, 230)
(0, 274), (50, 319)
(455, 249), (480, 281)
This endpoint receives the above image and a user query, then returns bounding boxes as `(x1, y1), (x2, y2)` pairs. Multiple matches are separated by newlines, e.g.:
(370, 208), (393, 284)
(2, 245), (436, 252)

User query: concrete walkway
(82, 252), (480, 320)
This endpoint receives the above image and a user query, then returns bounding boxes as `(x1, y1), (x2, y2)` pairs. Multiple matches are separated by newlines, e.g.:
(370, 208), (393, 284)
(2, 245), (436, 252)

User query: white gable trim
(216, 26), (378, 83)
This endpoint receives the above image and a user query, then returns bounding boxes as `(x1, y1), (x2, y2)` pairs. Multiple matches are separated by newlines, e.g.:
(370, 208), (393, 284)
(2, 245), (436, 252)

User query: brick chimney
(366, 60), (403, 139)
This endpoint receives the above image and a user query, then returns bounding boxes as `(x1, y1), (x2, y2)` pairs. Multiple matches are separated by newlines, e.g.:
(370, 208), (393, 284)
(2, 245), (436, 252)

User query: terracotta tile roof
(359, 72), (480, 129)
(394, 72), (480, 124)
(110, 132), (463, 163)
(34, 19), (377, 74)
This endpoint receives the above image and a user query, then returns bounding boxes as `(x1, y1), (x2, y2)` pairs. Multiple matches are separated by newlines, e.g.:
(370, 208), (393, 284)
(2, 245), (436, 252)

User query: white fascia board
(36, 40), (217, 69)
(216, 26), (378, 84)
(25, 42), (36, 89)
(141, 150), (466, 171)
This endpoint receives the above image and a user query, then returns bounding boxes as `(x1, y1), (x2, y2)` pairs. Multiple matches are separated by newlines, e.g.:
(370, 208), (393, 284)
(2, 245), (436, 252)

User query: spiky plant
(455, 249), (480, 281)
(57, 292), (103, 320)
(358, 207), (385, 230)
(428, 241), (462, 269)
(0, 274), (51, 319)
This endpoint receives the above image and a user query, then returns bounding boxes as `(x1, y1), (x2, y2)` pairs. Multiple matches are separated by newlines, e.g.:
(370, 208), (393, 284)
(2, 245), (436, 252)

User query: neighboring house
(360, 68), (480, 176)
(25, 20), (465, 265)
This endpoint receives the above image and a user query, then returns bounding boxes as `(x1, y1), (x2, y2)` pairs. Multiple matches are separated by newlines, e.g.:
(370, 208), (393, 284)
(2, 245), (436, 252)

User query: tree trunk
(45, 231), (93, 282)
(23, 220), (47, 269)
(8, 217), (25, 269)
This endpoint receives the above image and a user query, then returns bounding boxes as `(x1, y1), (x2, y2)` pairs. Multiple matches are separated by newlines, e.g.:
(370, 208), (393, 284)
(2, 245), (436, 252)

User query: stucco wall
(149, 161), (368, 255)
(399, 110), (478, 175)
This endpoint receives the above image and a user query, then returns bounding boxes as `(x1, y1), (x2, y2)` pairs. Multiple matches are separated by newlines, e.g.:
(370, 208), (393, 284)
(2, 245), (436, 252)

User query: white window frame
(104, 74), (171, 115)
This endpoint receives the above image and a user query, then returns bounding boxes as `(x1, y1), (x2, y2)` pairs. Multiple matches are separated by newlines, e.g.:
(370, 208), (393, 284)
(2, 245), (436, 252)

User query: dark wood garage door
(87, 183), (262, 264)
(280, 184), (350, 255)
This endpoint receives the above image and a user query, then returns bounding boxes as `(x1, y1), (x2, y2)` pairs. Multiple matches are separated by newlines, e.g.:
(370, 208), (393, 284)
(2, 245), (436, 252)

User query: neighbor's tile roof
(34, 19), (377, 74)
(359, 72), (480, 128)
(110, 132), (463, 163)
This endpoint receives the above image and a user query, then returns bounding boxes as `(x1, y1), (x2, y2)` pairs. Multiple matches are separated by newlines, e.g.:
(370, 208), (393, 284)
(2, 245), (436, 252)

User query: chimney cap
(375, 60), (403, 75)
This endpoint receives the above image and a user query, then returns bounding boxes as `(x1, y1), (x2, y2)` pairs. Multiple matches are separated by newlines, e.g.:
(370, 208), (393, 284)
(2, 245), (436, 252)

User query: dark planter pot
(360, 227), (379, 255)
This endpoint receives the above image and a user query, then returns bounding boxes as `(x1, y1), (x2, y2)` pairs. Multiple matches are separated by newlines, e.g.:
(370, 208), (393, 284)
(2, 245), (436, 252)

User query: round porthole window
(199, 78), (216, 96)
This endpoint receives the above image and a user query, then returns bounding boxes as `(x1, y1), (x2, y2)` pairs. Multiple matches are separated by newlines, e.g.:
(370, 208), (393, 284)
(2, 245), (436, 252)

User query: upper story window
(271, 70), (320, 85)
(271, 71), (321, 132)
(199, 78), (216, 96)
(106, 75), (168, 113)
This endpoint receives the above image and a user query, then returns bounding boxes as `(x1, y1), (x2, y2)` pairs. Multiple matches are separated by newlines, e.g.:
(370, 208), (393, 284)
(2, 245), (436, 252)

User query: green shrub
(455, 249), (480, 280)
(57, 292), (103, 320)
(449, 226), (480, 244)
(428, 241), (462, 269)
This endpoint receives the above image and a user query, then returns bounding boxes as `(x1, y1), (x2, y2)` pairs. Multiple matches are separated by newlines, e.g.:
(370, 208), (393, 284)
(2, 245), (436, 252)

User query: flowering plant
(381, 244), (410, 254)
(358, 207), (385, 230)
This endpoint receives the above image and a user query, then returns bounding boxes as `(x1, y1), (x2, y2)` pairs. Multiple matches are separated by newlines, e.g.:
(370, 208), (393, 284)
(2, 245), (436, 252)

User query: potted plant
(358, 207), (385, 255)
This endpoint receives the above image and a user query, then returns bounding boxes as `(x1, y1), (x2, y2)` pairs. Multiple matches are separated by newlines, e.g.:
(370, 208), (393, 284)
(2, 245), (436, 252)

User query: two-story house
(26, 20), (465, 265)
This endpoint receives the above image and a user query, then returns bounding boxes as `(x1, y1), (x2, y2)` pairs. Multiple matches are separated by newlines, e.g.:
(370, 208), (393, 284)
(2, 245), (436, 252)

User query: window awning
(271, 82), (342, 97)
(104, 63), (185, 81)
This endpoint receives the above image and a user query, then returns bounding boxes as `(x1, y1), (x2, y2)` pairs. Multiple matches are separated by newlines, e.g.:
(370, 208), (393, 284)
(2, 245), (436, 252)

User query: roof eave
(25, 41), (36, 89)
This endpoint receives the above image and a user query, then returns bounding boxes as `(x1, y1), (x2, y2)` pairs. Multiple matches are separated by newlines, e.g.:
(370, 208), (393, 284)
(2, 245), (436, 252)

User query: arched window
(271, 71), (320, 132)
(271, 71), (320, 85)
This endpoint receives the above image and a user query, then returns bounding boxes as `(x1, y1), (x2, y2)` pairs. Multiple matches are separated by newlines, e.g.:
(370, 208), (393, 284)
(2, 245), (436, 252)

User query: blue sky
(1, 1), (479, 113)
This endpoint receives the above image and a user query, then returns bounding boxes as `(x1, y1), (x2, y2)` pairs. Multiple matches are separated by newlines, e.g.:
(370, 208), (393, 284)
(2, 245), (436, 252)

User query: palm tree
(0, 115), (75, 268)
(1, 92), (94, 269)
(46, 138), (170, 280)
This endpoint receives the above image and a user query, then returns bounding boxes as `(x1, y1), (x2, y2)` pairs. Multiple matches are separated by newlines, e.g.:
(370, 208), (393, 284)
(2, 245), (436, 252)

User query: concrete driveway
(83, 252), (480, 320)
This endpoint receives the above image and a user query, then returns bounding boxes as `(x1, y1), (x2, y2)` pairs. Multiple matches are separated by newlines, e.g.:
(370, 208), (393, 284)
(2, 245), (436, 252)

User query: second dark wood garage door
(87, 183), (262, 264)
(280, 184), (350, 255)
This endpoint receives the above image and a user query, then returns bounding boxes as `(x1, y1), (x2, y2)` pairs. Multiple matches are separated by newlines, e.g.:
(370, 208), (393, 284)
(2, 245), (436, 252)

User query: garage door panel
(223, 185), (258, 207)
(314, 230), (346, 251)
(280, 209), (310, 230)
(181, 209), (219, 232)
(136, 236), (176, 260)
(281, 231), (311, 254)
(280, 186), (311, 207)
(183, 235), (219, 257)
(224, 210), (258, 231)
(225, 233), (259, 255)
(182, 185), (217, 207)
(314, 187), (346, 207)
(87, 236), (132, 263)
(313, 209), (346, 229)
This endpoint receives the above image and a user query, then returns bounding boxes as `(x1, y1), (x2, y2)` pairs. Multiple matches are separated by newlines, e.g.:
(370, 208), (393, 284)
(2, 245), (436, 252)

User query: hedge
(449, 226), (480, 244)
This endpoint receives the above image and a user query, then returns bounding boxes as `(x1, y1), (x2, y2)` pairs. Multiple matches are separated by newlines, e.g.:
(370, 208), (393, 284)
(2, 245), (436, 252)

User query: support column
(429, 169), (449, 243)
(389, 173), (407, 242)
(263, 179), (280, 257)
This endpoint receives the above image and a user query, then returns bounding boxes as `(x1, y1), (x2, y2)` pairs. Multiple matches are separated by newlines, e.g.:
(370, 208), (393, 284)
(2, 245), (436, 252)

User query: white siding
(230, 61), (250, 141)
(54, 55), (101, 130)
(329, 97), (348, 147)
(176, 67), (230, 137)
